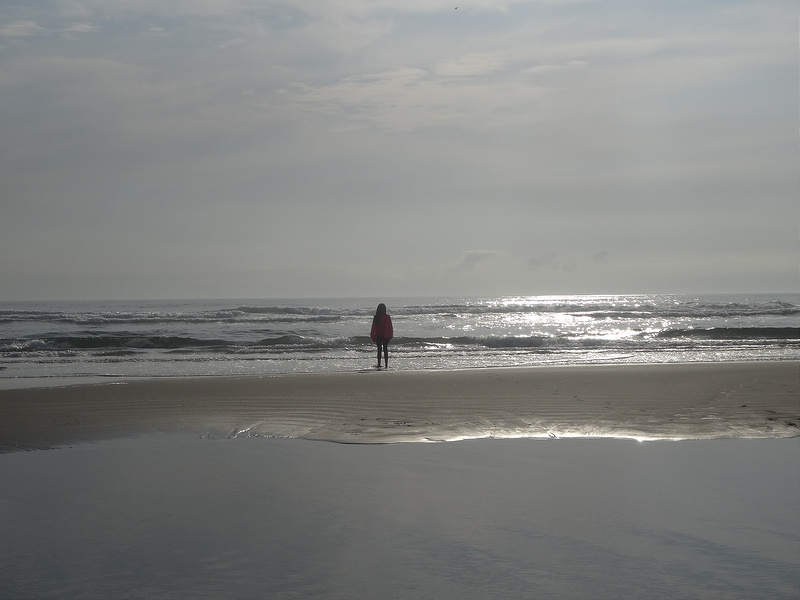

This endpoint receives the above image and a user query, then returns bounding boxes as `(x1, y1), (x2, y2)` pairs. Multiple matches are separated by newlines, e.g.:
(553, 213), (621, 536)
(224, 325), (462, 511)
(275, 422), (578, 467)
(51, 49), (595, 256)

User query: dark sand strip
(1, 362), (798, 451)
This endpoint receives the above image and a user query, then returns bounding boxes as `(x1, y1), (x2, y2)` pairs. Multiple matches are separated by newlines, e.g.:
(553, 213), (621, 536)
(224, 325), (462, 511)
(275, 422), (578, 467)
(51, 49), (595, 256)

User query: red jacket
(370, 314), (393, 341)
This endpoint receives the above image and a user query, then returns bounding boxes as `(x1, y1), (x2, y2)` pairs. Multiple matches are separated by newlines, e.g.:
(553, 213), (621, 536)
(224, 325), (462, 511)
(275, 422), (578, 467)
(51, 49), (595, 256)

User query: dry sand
(1, 361), (797, 451)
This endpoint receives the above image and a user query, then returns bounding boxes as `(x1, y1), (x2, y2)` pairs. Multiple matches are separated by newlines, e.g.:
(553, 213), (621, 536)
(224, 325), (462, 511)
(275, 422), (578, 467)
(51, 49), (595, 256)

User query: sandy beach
(1, 362), (798, 598)
(1, 362), (798, 451)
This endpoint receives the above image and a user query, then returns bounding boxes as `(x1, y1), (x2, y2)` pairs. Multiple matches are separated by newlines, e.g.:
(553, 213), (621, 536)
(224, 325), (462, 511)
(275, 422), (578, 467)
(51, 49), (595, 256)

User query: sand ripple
(1, 362), (798, 451)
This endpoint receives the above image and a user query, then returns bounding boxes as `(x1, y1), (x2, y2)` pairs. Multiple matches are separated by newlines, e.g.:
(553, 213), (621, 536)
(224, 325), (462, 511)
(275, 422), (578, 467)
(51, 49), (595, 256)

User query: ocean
(1, 293), (797, 387)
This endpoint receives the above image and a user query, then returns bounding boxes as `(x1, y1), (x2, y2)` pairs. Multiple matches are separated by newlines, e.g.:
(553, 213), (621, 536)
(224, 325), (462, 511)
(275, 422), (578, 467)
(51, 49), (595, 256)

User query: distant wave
(234, 305), (360, 316)
(0, 336), (230, 353)
(2, 297), (797, 326)
(3, 325), (797, 357)
(0, 311), (225, 326)
(655, 327), (799, 340)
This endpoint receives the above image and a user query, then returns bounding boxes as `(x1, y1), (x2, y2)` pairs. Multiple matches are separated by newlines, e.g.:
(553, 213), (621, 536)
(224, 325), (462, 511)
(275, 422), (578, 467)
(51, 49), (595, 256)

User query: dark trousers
(375, 338), (389, 368)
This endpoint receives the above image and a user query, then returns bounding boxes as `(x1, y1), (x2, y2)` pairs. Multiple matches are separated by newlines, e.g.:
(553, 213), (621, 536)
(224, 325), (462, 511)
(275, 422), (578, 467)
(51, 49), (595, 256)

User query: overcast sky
(1, 1), (797, 300)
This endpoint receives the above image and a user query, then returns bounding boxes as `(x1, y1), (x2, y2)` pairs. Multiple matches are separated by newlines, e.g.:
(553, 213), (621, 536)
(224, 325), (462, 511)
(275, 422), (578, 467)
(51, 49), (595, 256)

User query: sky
(1, 0), (797, 300)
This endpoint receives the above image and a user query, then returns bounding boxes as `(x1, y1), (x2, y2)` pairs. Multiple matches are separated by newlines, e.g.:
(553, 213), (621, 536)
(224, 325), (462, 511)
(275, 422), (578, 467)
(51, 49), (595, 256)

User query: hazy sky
(1, 1), (797, 300)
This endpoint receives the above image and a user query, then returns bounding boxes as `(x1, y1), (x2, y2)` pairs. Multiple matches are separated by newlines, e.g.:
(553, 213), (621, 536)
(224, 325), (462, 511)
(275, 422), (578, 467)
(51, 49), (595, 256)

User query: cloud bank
(0, 1), (796, 299)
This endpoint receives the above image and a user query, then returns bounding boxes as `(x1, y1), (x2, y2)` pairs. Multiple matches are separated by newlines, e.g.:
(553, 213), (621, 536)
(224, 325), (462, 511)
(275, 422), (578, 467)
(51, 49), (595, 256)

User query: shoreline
(1, 361), (797, 451)
(2, 356), (798, 386)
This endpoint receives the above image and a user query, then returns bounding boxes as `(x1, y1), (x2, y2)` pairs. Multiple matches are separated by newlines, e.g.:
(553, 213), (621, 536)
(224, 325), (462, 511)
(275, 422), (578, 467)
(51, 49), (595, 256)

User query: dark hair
(372, 303), (387, 327)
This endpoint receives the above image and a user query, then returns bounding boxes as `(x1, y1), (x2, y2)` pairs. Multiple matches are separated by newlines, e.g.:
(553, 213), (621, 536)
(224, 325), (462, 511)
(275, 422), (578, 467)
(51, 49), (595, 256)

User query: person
(370, 303), (393, 369)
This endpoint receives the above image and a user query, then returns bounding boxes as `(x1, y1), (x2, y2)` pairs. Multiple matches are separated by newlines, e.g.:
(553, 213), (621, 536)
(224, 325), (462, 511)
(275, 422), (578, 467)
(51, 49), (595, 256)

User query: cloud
(526, 60), (587, 75)
(0, 0), (796, 299)
(527, 253), (577, 272)
(456, 250), (507, 271)
(288, 64), (552, 133)
(435, 53), (508, 77)
(0, 20), (47, 37)
(60, 23), (98, 34)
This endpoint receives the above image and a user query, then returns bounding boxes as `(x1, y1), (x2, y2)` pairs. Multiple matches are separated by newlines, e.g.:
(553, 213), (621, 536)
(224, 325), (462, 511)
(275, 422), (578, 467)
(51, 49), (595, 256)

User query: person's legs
(375, 338), (389, 368)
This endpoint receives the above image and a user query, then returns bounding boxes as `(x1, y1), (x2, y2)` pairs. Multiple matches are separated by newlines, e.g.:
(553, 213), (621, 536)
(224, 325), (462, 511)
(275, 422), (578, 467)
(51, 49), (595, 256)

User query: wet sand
(1, 362), (798, 598)
(1, 362), (798, 451)
(1, 435), (798, 599)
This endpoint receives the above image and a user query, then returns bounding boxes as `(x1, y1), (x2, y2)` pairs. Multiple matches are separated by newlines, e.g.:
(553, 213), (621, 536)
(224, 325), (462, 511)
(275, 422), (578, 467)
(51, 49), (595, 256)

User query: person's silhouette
(370, 303), (393, 369)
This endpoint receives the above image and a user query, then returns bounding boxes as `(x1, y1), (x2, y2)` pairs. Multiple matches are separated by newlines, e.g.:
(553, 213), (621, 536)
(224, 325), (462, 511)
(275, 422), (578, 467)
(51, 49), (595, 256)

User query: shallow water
(1, 436), (797, 599)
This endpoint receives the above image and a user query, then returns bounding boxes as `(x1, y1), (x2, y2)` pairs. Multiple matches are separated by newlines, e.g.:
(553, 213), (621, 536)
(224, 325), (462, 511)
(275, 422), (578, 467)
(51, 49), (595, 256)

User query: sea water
(1, 293), (798, 387)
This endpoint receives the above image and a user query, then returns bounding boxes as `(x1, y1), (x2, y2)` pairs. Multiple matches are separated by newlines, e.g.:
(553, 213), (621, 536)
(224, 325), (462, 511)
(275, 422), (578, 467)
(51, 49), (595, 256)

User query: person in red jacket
(370, 303), (393, 369)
